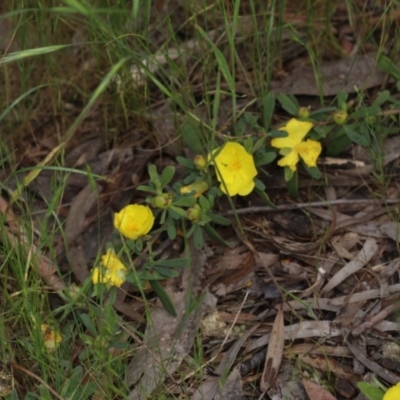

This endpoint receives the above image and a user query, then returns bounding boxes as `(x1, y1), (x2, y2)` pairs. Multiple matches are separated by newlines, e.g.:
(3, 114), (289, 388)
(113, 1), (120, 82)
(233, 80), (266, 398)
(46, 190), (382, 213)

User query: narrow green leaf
(350, 105), (381, 119)
(160, 166), (175, 187)
(373, 90), (390, 106)
(195, 25), (235, 93)
(181, 120), (203, 153)
(204, 224), (231, 246)
(150, 280), (177, 317)
(286, 169), (298, 198)
(80, 313), (97, 336)
(154, 266), (180, 278)
(209, 213), (232, 226)
(137, 185), (156, 193)
(277, 93), (299, 115)
(357, 383), (385, 400)
(167, 221), (176, 240)
(303, 165), (321, 179)
(254, 178), (266, 190)
(262, 92), (275, 129)
(0, 45), (69, 65)
(193, 225), (204, 250)
(148, 165), (159, 183)
(378, 54), (400, 80)
(269, 130), (288, 138)
(255, 152), (276, 166)
(343, 125), (370, 146)
(173, 197), (197, 207)
(170, 206), (188, 218)
(254, 188), (276, 208)
(155, 258), (188, 268)
(176, 156), (195, 168)
(199, 195), (210, 211)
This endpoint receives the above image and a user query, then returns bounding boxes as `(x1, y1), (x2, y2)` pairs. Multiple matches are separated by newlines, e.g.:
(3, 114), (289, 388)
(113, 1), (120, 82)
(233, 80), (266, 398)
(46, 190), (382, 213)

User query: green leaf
(254, 178), (266, 190)
(0, 45), (69, 65)
(286, 169), (298, 198)
(304, 165), (321, 179)
(309, 107), (337, 116)
(254, 188), (276, 208)
(269, 129), (288, 138)
(262, 92), (275, 130)
(373, 90), (390, 106)
(337, 90), (349, 111)
(284, 166), (294, 182)
(277, 93), (299, 115)
(181, 120), (203, 153)
(357, 382), (385, 400)
(150, 280), (177, 317)
(167, 220), (176, 240)
(193, 225), (204, 249)
(160, 166), (175, 187)
(155, 258), (189, 268)
(350, 105), (381, 119)
(378, 54), (400, 80)
(199, 195), (210, 211)
(176, 156), (195, 168)
(195, 25), (235, 93)
(170, 205), (188, 218)
(160, 209), (167, 225)
(252, 136), (267, 153)
(154, 266), (180, 278)
(310, 125), (335, 140)
(343, 125), (370, 146)
(204, 224), (231, 246)
(173, 197), (197, 207)
(255, 152), (276, 166)
(209, 213), (232, 225)
(80, 313), (97, 335)
(137, 184), (156, 193)
(148, 165), (159, 183)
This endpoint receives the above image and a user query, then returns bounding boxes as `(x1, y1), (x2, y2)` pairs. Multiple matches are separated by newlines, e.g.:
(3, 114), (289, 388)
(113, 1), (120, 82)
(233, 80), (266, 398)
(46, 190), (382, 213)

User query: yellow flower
(211, 142), (257, 196)
(114, 204), (154, 240)
(180, 181), (209, 198)
(384, 382), (400, 400)
(271, 118), (322, 172)
(91, 250), (127, 287)
(41, 324), (62, 352)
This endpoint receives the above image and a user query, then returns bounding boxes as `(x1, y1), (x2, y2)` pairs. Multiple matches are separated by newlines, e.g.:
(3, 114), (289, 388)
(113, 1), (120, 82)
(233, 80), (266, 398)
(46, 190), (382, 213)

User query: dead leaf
(214, 366), (243, 400)
(321, 238), (378, 294)
(260, 305), (284, 392)
(302, 379), (337, 400)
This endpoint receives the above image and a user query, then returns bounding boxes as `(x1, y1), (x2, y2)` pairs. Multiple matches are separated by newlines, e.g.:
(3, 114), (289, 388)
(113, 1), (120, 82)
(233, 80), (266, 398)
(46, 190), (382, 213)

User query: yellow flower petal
(213, 142), (257, 196)
(104, 268), (126, 287)
(114, 204), (154, 240)
(41, 324), (62, 352)
(277, 149), (300, 172)
(101, 249), (127, 271)
(271, 118), (314, 149)
(298, 139), (322, 168)
(384, 382), (400, 400)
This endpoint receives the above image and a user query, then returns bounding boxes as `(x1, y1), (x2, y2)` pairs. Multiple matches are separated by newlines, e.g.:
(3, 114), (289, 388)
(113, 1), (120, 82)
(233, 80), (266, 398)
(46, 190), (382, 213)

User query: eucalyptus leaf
(150, 280), (177, 316)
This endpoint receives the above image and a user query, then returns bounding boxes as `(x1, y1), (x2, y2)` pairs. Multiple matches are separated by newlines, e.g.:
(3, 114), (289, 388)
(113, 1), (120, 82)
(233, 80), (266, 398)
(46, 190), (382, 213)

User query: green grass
(1, 0), (400, 398)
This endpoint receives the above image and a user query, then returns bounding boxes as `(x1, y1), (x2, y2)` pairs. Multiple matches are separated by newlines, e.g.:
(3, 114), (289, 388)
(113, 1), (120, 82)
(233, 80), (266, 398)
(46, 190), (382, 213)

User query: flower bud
(333, 110), (348, 125)
(187, 204), (202, 223)
(194, 155), (206, 169)
(297, 106), (310, 118)
(180, 181), (209, 198)
(152, 193), (173, 209)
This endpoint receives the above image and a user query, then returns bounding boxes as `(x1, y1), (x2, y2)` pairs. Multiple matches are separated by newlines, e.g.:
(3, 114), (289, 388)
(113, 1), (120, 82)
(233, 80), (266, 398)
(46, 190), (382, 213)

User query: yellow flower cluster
(384, 382), (400, 400)
(114, 204), (154, 240)
(271, 118), (321, 172)
(91, 249), (127, 287)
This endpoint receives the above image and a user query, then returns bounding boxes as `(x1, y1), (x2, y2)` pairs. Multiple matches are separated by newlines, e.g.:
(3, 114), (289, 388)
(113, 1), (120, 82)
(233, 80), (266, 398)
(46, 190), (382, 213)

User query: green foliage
(357, 382), (385, 400)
